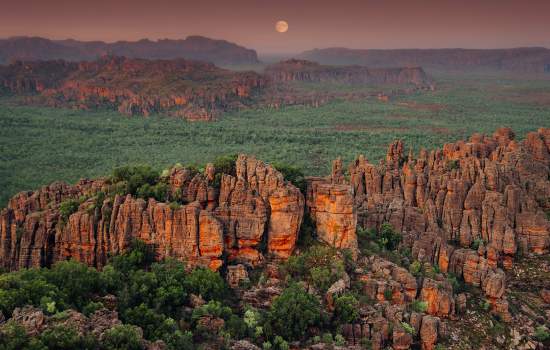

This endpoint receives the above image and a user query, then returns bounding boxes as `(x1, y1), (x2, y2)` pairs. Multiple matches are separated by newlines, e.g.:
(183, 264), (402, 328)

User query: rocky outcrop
(265, 59), (435, 89)
(0, 155), (304, 271)
(350, 127), (550, 262)
(226, 264), (249, 288)
(215, 155), (304, 264)
(338, 128), (549, 319)
(0, 56), (266, 120)
(1, 56), (436, 120)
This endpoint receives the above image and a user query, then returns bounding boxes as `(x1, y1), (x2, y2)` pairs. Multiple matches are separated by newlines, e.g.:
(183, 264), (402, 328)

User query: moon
(275, 20), (289, 33)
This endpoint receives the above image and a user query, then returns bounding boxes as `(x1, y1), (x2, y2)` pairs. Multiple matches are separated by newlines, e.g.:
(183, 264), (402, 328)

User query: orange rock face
(306, 177), (358, 252)
(350, 128), (550, 262)
(0, 154), (304, 271)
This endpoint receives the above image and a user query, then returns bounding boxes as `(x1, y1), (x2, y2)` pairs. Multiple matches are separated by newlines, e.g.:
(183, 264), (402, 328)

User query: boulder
(226, 264), (249, 288)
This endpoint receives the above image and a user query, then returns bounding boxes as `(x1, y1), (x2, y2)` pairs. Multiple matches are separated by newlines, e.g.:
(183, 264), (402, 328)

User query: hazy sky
(1, 0), (549, 54)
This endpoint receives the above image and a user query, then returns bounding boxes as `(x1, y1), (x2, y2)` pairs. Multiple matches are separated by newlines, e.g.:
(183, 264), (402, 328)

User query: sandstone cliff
(0, 155), (304, 271)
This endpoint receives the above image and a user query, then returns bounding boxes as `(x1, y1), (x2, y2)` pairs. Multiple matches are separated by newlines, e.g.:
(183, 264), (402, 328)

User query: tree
(40, 325), (98, 350)
(184, 267), (227, 301)
(102, 324), (144, 350)
(111, 239), (156, 274)
(268, 284), (321, 341)
(59, 200), (79, 222)
(271, 162), (306, 193)
(44, 260), (103, 310)
(150, 259), (188, 316)
(333, 294), (359, 324)
(0, 321), (45, 350)
(377, 223), (402, 251)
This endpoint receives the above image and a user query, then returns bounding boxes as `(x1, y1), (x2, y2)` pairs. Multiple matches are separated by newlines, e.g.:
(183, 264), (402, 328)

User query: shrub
(334, 334), (346, 346)
(411, 300), (428, 313)
(0, 269), (61, 317)
(384, 289), (393, 301)
(40, 325), (97, 350)
(45, 260), (103, 310)
(111, 165), (161, 198)
(136, 182), (168, 201)
(191, 300), (233, 322)
(273, 336), (289, 350)
(471, 238), (484, 250)
(0, 321), (42, 350)
(272, 162), (306, 192)
(59, 199), (79, 221)
(262, 341), (273, 350)
(212, 154), (238, 176)
(534, 326), (550, 342)
(377, 223), (402, 251)
(360, 337), (373, 349)
(334, 294), (360, 324)
(321, 332), (333, 344)
(447, 273), (466, 294)
(401, 322), (415, 335)
(226, 314), (248, 339)
(446, 160), (459, 170)
(282, 244), (345, 293)
(269, 284), (321, 341)
(123, 303), (172, 340)
(409, 260), (422, 276)
(82, 301), (104, 316)
(163, 330), (194, 350)
(102, 324), (144, 350)
(111, 239), (156, 274)
(185, 267), (227, 301)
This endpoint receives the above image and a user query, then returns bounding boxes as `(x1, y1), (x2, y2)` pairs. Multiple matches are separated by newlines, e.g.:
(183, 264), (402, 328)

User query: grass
(1, 71), (549, 206)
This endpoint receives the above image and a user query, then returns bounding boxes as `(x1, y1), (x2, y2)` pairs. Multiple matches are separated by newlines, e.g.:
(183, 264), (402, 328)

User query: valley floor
(1, 71), (549, 206)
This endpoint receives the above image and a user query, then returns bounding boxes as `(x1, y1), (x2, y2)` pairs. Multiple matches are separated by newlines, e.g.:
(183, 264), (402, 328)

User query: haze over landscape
(2, 0), (550, 54)
(1, 1), (550, 350)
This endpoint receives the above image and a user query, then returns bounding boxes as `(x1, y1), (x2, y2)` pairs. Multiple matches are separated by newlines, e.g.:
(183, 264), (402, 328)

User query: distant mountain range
(0, 36), (259, 66)
(299, 47), (550, 73)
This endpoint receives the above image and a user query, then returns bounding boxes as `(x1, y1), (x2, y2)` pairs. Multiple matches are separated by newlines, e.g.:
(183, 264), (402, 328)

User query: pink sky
(1, 0), (549, 54)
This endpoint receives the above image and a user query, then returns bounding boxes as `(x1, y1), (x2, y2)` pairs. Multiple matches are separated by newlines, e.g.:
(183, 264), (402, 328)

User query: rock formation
(0, 155), (304, 271)
(0, 56), (266, 120)
(264, 59), (435, 89)
(0, 56), (436, 120)
(349, 127), (550, 261)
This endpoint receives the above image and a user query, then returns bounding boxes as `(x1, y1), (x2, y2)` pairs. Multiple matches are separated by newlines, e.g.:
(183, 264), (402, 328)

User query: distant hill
(0, 57), (434, 119)
(0, 56), (265, 120)
(264, 59), (434, 88)
(0, 36), (259, 66)
(299, 47), (550, 73)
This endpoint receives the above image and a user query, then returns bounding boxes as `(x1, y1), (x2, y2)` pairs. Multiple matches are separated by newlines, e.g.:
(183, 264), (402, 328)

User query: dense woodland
(1, 72), (550, 206)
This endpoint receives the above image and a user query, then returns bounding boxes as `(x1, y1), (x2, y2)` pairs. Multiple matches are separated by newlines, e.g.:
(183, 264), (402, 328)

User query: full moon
(275, 20), (289, 33)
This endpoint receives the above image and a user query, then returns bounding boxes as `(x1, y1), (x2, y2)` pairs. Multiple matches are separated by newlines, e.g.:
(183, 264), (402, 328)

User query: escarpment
(2, 129), (549, 287)
(0, 155), (304, 271)
(305, 127), (550, 320)
(264, 59), (434, 89)
(0, 57), (435, 119)
(0, 56), (266, 120)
